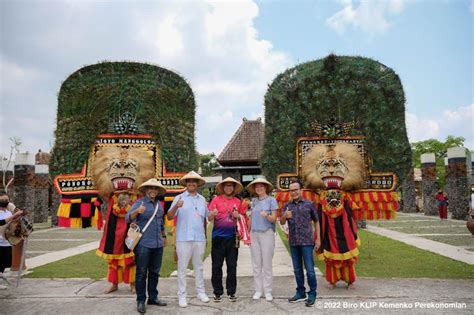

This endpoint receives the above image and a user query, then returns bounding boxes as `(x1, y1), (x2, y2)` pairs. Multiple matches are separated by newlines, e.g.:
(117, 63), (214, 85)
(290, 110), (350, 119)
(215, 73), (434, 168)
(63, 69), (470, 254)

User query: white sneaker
(252, 292), (262, 300)
(265, 293), (273, 301)
(178, 297), (187, 308)
(0, 285), (7, 290)
(197, 293), (210, 303)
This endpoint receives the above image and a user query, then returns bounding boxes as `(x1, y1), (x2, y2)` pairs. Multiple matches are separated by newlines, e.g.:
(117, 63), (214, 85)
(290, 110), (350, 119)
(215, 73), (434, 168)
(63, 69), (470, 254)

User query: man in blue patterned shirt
(280, 180), (321, 307)
(127, 179), (168, 314)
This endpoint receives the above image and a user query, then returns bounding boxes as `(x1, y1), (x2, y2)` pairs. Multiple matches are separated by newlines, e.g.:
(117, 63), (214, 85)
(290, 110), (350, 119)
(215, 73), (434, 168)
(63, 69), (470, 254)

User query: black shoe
(229, 294), (237, 302)
(147, 298), (167, 306)
(288, 292), (307, 303)
(305, 295), (316, 307)
(137, 301), (146, 314)
(213, 294), (222, 302)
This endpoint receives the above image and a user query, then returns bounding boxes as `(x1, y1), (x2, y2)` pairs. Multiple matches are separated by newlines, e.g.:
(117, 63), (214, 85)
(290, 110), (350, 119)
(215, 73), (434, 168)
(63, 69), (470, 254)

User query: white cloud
(326, 0), (406, 35)
(405, 112), (440, 142)
(134, 0), (291, 154)
(0, 56), (42, 95)
(0, 0), (291, 156)
(155, 14), (184, 57)
(205, 109), (234, 132)
(406, 104), (474, 150)
(0, 55), (56, 155)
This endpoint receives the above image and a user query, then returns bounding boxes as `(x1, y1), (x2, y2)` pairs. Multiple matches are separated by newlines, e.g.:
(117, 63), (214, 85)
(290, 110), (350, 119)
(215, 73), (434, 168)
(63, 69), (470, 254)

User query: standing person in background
(280, 180), (320, 307)
(167, 171), (209, 308)
(126, 179), (168, 314)
(208, 177), (245, 302)
(246, 177), (278, 301)
(0, 192), (13, 290)
(435, 189), (449, 220)
(0, 192), (23, 290)
(0, 192), (22, 227)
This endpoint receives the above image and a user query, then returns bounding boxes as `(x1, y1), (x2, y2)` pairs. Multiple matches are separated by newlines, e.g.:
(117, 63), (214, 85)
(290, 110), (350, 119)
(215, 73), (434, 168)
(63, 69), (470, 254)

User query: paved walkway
(367, 225), (474, 265)
(22, 227), (101, 269)
(1, 216), (474, 314)
(202, 231), (317, 279)
(25, 227), (101, 260)
(1, 277), (472, 314)
(26, 241), (99, 269)
(367, 212), (474, 265)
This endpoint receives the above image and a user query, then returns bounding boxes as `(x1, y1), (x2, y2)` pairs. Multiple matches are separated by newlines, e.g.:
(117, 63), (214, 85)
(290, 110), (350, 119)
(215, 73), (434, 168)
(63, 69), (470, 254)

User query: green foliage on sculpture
(50, 61), (198, 178)
(261, 54), (412, 185)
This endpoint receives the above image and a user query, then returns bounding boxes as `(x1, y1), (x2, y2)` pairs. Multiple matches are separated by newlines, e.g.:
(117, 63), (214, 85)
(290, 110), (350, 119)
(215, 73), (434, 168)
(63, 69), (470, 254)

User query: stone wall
(402, 169), (417, 212)
(12, 164), (36, 211)
(51, 189), (60, 226)
(421, 153), (438, 216)
(12, 153), (50, 224)
(33, 169), (50, 223)
(445, 147), (469, 220)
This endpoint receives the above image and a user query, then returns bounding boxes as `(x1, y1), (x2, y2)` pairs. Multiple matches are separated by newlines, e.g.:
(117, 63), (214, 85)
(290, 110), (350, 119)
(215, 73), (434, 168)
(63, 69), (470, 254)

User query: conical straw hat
(246, 177), (273, 195)
(138, 178), (167, 195)
(179, 170), (206, 187)
(216, 177), (243, 195)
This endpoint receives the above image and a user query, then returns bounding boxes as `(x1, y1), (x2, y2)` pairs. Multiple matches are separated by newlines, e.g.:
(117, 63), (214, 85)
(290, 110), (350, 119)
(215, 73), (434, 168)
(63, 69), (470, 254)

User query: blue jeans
(290, 245), (317, 296)
(134, 245), (163, 302)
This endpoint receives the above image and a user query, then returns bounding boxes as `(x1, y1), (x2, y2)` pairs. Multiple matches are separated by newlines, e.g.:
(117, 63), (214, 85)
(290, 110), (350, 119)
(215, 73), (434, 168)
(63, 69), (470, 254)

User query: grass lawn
(26, 249), (108, 280)
(276, 225), (474, 279)
(26, 224), (213, 279)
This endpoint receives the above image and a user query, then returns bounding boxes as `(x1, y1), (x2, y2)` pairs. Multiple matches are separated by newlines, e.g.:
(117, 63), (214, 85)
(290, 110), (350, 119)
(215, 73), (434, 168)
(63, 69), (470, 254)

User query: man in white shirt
(167, 171), (209, 307)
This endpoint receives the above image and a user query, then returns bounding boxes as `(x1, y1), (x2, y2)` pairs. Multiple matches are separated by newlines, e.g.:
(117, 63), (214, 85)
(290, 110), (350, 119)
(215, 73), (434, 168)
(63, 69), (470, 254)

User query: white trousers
(176, 241), (206, 298)
(250, 229), (275, 294)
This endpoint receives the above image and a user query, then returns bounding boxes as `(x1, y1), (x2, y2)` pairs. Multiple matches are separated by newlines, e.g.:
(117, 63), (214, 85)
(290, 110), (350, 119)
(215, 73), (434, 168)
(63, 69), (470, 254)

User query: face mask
(0, 200), (9, 208)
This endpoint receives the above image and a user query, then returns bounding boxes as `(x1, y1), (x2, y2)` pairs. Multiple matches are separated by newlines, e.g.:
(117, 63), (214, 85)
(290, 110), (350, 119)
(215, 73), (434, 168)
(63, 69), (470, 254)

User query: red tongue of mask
(117, 180), (128, 190)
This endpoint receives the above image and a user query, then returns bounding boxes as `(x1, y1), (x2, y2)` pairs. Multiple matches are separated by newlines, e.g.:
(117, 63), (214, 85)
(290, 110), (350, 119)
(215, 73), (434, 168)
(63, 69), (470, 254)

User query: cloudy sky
(1, 0), (473, 160)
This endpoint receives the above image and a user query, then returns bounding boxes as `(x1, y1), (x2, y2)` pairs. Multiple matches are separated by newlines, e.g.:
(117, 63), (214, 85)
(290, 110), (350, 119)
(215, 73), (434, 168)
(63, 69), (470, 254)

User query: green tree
(198, 152), (220, 176)
(411, 135), (465, 187)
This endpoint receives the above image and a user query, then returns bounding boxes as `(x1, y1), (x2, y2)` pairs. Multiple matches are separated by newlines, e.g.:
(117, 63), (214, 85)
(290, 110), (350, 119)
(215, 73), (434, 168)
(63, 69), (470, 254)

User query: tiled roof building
(215, 118), (264, 186)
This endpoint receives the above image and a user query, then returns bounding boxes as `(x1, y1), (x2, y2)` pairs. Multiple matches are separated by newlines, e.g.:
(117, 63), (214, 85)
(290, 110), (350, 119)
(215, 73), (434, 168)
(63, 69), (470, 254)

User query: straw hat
(179, 171), (206, 187)
(138, 178), (167, 195)
(216, 177), (243, 195)
(246, 177), (273, 195)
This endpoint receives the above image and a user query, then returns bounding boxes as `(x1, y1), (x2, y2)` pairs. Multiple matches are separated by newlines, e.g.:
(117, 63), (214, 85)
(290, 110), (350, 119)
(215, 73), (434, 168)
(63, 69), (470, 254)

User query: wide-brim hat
(179, 171), (206, 187)
(216, 177), (243, 195)
(138, 178), (167, 195)
(247, 177), (273, 195)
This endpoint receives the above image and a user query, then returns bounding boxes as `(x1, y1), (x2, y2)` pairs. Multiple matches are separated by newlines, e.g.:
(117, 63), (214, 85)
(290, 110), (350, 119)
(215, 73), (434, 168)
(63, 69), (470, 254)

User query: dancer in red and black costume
(97, 192), (137, 293)
(301, 143), (365, 289)
(317, 189), (360, 288)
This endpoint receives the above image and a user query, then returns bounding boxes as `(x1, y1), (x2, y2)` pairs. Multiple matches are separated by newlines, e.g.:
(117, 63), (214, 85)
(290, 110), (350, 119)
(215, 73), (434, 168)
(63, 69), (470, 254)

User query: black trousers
(211, 236), (238, 296)
(0, 246), (12, 273)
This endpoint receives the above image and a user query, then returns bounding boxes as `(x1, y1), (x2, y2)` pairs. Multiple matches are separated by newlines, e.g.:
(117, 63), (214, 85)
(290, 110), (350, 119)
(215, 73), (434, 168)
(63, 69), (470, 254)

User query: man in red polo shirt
(208, 177), (246, 302)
